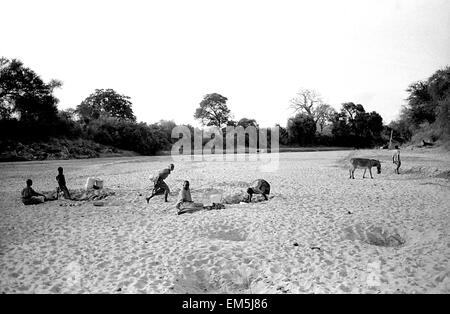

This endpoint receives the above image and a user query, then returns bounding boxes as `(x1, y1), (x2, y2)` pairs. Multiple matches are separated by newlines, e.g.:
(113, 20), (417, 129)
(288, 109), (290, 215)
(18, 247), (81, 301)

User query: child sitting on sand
(21, 179), (46, 205)
(176, 181), (204, 214)
(56, 167), (71, 199)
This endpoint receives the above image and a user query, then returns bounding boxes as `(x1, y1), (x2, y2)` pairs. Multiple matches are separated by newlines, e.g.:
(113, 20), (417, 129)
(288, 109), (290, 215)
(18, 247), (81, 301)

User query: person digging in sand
(21, 179), (46, 205)
(56, 167), (71, 199)
(146, 164), (174, 203)
(246, 179), (271, 202)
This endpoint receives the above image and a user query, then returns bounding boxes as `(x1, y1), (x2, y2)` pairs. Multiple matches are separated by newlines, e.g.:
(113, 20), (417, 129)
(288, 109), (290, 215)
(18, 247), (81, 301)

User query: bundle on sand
(177, 203), (204, 215)
(42, 191), (58, 201)
(71, 188), (115, 201)
(222, 192), (270, 204)
(42, 188), (115, 202)
(177, 202), (225, 215)
(223, 192), (248, 204)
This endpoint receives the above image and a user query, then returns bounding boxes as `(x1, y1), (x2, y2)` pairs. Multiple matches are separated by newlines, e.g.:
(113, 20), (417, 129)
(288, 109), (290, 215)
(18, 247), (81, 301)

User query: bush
(410, 122), (442, 144)
(0, 112), (82, 144)
(84, 117), (170, 155)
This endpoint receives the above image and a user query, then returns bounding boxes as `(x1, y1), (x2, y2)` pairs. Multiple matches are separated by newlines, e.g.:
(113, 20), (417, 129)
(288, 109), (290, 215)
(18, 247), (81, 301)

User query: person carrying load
(146, 164), (175, 203)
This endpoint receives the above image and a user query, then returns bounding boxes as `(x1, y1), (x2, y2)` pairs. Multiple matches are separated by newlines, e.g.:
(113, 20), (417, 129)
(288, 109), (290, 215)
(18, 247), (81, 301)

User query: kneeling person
(247, 179), (271, 202)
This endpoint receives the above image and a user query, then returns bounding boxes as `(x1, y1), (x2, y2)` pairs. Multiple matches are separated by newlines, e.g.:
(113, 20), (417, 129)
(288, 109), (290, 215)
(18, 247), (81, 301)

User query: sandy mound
(195, 221), (248, 242)
(402, 166), (448, 178)
(343, 223), (406, 247)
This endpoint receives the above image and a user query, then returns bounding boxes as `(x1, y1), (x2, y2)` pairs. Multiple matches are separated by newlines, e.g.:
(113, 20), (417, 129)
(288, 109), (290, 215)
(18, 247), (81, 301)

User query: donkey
(349, 158), (381, 179)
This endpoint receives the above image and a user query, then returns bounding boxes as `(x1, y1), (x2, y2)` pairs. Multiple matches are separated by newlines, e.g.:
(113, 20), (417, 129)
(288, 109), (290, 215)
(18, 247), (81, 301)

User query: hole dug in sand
(194, 220), (249, 242)
(172, 265), (261, 294)
(343, 223), (406, 248)
(207, 229), (248, 242)
(205, 226), (248, 242)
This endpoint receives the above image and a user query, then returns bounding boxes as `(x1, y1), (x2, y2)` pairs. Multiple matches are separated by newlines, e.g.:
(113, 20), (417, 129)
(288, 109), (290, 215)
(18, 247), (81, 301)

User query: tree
(391, 66), (450, 142)
(331, 103), (383, 147)
(388, 108), (412, 143)
(331, 109), (353, 143)
(405, 81), (435, 125)
(287, 113), (317, 146)
(428, 66), (450, 137)
(275, 123), (289, 145)
(237, 117), (258, 129)
(314, 103), (336, 133)
(226, 120), (237, 127)
(341, 102), (365, 121)
(158, 119), (177, 143)
(76, 89), (135, 123)
(290, 89), (323, 116)
(0, 57), (60, 122)
(289, 89), (336, 134)
(194, 93), (231, 128)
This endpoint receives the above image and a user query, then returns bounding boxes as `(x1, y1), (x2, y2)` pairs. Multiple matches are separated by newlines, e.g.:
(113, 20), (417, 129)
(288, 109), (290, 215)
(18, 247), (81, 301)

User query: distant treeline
(1, 57), (449, 160)
(0, 58), (174, 156)
(388, 66), (450, 146)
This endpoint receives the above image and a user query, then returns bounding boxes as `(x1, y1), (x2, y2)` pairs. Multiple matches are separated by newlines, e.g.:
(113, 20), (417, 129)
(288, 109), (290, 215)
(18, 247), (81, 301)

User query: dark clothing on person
(247, 179), (271, 201)
(56, 174), (66, 187)
(152, 168), (172, 194)
(21, 186), (44, 205)
(153, 177), (170, 195)
(22, 186), (39, 201)
(56, 174), (71, 199)
(250, 179), (271, 196)
(146, 166), (173, 203)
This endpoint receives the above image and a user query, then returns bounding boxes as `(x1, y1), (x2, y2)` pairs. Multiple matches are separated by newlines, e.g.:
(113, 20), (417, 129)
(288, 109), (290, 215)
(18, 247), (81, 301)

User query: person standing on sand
(21, 179), (46, 205)
(146, 164), (174, 203)
(393, 145), (401, 174)
(246, 179), (271, 202)
(56, 167), (71, 199)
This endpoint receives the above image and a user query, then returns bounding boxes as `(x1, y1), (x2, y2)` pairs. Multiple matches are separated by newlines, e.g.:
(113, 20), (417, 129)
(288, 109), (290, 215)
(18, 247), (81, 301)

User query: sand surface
(0, 149), (449, 294)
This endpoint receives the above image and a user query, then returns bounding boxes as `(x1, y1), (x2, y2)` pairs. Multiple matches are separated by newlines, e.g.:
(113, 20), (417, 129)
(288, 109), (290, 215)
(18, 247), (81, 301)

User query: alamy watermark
(170, 125), (280, 172)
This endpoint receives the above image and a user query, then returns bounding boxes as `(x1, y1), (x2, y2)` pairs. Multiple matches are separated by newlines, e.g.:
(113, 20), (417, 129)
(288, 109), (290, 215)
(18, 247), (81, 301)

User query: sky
(1, 0), (449, 127)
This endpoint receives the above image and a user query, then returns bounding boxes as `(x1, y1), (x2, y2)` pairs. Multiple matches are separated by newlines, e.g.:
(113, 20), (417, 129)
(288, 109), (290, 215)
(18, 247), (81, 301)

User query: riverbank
(0, 138), (139, 162)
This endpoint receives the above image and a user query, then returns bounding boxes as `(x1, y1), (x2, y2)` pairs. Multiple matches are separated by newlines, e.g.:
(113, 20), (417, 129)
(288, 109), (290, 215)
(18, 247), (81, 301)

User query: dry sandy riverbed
(0, 149), (449, 294)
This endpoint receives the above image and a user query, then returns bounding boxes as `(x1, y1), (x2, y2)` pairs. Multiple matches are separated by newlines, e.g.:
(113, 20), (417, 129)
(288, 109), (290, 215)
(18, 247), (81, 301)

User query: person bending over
(246, 179), (271, 202)
(22, 179), (46, 205)
(146, 164), (174, 203)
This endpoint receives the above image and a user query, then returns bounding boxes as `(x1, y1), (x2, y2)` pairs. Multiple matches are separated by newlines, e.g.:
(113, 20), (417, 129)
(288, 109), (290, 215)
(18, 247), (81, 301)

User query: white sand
(0, 149), (449, 294)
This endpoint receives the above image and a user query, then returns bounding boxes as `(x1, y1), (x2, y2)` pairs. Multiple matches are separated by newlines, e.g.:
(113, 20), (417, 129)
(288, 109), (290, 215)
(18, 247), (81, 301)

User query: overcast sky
(1, 0), (449, 127)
